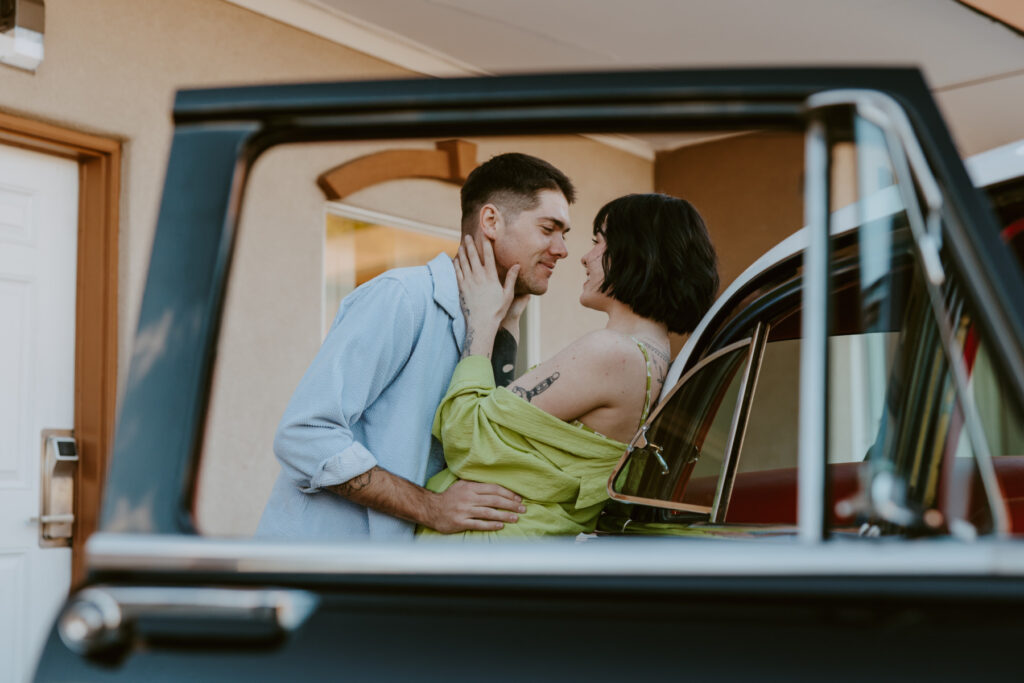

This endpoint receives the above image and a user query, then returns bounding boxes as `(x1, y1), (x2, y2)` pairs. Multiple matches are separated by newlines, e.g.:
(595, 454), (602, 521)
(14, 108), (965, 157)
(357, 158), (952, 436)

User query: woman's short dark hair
(461, 153), (576, 234)
(594, 193), (719, 334)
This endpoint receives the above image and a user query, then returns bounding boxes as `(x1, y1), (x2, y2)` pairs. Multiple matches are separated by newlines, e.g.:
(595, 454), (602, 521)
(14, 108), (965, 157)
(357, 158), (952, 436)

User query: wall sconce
(0, 0), (44, 72)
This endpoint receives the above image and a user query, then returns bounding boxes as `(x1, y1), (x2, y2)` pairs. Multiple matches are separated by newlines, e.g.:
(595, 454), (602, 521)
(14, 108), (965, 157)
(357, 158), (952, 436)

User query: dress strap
(630, 337), (654, 429)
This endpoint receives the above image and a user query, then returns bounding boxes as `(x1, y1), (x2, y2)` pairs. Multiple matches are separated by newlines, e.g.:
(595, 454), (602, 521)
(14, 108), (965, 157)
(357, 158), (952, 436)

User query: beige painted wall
(655, 131), (805, 293)
(197, 136), (652, 535)
(0, 0), (414, 391)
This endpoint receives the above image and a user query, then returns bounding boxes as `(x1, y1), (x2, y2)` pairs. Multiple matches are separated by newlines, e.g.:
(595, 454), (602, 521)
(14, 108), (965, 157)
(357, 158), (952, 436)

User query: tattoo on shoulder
(335, 467), (376, 497)
(642, 340), (671, 365)
(638, 338), (670, 387)
(511, 372), (560, 402)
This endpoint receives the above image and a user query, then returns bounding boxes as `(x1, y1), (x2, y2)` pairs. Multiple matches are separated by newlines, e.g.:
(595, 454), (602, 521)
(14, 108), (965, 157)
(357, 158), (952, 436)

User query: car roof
(664, 138), (1024, 389)
(964, 138), (1024, 188)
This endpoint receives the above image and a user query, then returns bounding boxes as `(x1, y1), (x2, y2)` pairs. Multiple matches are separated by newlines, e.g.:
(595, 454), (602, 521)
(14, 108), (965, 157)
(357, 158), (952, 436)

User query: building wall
(0, 0), (414, 389)
(655, 132), (806, 292)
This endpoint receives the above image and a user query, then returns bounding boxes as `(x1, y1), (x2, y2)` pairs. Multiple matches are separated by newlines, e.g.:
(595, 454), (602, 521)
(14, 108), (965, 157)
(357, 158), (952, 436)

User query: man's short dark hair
(594, 193), (719, 334)
(461, 153), (576, 234)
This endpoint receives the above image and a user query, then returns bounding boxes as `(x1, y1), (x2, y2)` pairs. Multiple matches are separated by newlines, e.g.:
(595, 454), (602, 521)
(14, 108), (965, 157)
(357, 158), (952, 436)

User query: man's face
(488, 189), (571, 295)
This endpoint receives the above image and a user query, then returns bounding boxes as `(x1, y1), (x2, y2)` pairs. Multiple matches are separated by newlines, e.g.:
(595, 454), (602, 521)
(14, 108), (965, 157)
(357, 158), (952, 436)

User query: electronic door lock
(39, 430), (77, 547)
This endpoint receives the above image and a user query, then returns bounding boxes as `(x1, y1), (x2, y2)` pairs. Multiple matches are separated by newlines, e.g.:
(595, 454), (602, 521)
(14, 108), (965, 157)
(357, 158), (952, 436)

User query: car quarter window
(609, 341), (751, 517)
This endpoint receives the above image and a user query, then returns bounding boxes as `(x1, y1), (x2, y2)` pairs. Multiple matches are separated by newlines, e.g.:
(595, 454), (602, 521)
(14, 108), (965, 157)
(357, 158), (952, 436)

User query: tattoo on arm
(459, 291), (473, 359)
(491, 328), (518, 386)
(511, 372), (560, 402)
(334, 467), (376, 497)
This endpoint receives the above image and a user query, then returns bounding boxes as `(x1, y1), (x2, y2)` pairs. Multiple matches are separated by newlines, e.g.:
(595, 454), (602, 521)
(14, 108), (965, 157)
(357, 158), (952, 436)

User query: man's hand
(328, 466), (525, 534)
(425, 479), (526, 533)
(455, 236), (519, 358)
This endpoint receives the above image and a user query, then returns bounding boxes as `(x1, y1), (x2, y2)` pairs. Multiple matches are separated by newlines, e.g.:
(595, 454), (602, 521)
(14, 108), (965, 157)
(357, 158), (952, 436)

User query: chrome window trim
(711, 322), (769, 523)
(86, 532), (1024, 577)
(606, 337), (755, 514)
(798, 114), (830, 544)
(964, 137), (1024, 188)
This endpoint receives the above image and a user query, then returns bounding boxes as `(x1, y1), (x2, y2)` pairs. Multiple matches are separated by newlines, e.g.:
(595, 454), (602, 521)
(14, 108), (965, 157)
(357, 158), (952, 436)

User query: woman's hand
(455, 235), (519, 358)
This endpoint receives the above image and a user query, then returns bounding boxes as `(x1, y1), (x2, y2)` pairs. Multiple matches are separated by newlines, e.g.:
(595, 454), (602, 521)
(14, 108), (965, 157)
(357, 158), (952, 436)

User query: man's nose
(550, 233), (568, 259)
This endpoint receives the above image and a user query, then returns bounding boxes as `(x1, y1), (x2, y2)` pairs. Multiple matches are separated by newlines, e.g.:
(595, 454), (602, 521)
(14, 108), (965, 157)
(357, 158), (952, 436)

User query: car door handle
(58, 585), (319, 657)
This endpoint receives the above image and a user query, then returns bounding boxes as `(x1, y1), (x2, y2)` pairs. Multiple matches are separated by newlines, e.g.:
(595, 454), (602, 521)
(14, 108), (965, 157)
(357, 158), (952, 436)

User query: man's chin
(516, 279), (549, 296)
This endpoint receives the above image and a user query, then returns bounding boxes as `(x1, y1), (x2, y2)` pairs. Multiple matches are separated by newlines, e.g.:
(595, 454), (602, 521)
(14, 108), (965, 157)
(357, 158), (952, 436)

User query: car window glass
(611, 343), (749, 513)
(741, 332), (901, 476)
(955, 340), (1024, 459)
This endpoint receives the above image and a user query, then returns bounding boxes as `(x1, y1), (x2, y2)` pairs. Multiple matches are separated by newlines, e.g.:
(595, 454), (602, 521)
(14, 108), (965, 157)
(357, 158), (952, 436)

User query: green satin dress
(417, 345), (653, 541)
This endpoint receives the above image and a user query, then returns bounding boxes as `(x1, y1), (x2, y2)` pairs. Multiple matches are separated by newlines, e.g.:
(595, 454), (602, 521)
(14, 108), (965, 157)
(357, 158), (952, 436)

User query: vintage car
(33, 69), (1024, 680)
(600, 136), (1024, 539)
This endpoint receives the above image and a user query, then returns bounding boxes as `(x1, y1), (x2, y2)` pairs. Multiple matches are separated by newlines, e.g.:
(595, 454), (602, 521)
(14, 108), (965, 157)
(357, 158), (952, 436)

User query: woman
(417, 193), (719, 540)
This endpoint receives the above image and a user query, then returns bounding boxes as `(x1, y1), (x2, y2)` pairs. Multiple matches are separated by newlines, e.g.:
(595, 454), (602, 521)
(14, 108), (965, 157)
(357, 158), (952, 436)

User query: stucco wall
(655, 131), (806, 292)
(197, 136), (652, 535)
(0, 0), (414, 392)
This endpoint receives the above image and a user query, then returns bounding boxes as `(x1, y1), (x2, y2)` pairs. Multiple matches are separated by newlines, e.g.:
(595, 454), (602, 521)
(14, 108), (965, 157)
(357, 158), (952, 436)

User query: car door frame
(100, 68), (1024, 543)
(35, 66), (1024, 680)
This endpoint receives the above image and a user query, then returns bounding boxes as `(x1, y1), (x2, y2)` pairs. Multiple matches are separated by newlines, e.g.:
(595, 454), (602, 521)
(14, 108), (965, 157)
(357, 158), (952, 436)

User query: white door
(0, 144), (79, 682)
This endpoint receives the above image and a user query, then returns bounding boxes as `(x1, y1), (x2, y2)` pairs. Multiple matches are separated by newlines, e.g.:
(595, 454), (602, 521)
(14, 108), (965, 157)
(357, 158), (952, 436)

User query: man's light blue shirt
(256, 253), (464, 541)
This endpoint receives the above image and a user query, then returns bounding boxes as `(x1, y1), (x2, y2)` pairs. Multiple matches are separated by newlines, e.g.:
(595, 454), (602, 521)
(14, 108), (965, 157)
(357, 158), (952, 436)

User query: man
(256, 153), (575, 540)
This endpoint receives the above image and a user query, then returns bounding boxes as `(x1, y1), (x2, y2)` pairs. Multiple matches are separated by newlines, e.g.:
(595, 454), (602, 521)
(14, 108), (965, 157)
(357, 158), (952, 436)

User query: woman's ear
(479, 203), (502, 240)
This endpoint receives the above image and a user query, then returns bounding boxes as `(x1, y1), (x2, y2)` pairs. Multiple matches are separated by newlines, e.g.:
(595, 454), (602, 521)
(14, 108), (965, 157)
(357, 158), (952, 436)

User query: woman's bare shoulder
(557, 329), (644, 368)
(508, 330), (647, 419)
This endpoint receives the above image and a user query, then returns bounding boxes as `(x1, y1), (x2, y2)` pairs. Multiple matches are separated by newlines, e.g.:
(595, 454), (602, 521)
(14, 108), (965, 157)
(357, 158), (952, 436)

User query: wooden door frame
(0, 111), (119, 587)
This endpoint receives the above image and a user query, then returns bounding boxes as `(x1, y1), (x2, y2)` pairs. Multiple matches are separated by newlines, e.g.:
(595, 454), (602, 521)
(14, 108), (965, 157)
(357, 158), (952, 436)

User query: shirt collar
(428, 252), (461, 318)
(427, 252), (466, 352)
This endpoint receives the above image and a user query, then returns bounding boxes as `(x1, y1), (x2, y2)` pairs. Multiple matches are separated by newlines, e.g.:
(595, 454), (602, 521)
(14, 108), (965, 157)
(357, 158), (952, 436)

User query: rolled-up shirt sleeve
(273, 277), (420, 493)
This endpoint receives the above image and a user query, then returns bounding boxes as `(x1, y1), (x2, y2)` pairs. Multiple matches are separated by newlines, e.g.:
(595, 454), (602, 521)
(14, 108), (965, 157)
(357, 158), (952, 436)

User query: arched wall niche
(317, 139), (477, 200)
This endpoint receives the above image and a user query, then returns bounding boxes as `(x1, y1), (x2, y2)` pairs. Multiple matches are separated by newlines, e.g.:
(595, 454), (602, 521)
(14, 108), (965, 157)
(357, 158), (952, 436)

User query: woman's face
(580, 229), (611, 310)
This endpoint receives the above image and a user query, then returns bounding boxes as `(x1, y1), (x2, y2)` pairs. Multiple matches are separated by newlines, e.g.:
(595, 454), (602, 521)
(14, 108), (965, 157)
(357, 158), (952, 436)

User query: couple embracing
(257, 153), (718, 542)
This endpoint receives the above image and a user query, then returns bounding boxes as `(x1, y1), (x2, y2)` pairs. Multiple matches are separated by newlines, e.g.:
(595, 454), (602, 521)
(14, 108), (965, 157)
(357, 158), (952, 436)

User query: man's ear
(479, 203), (502, 240)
